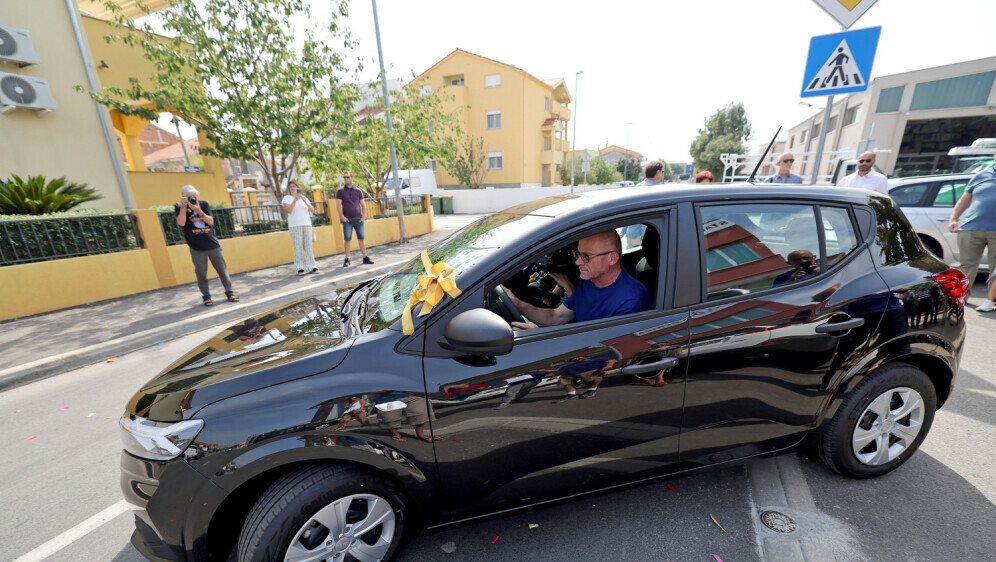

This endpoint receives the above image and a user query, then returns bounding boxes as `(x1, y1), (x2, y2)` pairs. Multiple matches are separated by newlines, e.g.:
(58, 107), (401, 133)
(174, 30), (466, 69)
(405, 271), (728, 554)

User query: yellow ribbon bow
(402, 251), (462, 335)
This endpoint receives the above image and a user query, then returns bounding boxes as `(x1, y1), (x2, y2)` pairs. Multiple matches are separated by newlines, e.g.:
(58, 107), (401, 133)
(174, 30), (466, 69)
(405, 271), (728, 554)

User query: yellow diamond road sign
(812, 0), (879, 29)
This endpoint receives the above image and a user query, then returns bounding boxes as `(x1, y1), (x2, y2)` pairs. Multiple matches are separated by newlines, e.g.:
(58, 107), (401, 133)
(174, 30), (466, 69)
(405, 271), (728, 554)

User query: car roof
(500, 184), (883, 220)
(888, 173), (973, 186)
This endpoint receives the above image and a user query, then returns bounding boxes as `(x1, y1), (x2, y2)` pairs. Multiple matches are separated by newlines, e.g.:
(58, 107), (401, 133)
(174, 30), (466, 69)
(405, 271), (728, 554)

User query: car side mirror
(437, 309), (513, 356)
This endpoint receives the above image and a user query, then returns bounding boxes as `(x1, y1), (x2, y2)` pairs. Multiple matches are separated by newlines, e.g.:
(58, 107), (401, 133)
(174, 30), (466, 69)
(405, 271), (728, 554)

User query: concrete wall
(0, 1), (126, 210)
(441, 183), (621, 214)
(0, 207), (434, 321)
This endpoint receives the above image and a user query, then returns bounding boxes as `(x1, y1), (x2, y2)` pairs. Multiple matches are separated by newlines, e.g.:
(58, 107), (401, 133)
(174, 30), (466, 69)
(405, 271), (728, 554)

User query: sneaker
(579, 389), (598, 399)
(362, 256), (374, 265)
(343, 258), (350, 267)
(976, 299), (995, 312)
(297, 269), (306, 276)
(494, 402), (510, 410)
(310, 268), (319, 274)
(553, 394), (576, 404)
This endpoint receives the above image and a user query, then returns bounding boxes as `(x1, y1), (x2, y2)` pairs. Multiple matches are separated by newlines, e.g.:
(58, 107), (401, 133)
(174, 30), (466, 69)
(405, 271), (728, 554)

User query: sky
(155, 0), (996, 164)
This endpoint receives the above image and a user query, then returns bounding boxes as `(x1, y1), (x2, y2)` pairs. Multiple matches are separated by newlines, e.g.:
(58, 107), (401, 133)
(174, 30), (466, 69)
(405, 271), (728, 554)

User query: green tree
(689, 102), (752, 180)
(446, 135), (490, 188)
(616, 156), (643, 182)
(0, 175), (102, 215)
(83, 0), (360, 200)
(560, 155), (620, 185)
(304, 76), (462, 198)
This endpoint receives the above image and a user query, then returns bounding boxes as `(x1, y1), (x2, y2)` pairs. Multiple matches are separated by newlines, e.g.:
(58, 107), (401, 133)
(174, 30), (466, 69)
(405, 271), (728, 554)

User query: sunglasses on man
(781, 159), (794, 163)
(858, 159), (874, 163)
(572, 249), (616, 264)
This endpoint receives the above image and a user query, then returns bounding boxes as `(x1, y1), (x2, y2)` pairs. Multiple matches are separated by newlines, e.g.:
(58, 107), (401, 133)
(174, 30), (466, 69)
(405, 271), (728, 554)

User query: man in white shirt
(837, 151), (889, 194)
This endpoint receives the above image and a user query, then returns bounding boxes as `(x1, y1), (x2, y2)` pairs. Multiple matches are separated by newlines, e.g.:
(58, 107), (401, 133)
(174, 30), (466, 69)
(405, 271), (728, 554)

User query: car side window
(889, 183), (930, 207)
(699, 204), (821, 300)
(932, 182), (966, 208)
(821, 207), (859, 269)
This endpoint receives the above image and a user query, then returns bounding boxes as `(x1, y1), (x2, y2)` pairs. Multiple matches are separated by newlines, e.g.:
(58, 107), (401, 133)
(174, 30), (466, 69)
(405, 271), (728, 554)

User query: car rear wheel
(238, 464), (406, 562)
(819, 363), (936, 478)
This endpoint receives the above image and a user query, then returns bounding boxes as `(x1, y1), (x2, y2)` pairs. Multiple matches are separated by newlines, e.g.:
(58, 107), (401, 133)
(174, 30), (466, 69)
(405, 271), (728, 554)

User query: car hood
(126, 286), (362, 422)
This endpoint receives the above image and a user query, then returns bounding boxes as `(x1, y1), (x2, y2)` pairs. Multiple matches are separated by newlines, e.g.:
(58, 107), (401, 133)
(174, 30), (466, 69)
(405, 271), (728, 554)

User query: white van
(382, 169), (438, 196)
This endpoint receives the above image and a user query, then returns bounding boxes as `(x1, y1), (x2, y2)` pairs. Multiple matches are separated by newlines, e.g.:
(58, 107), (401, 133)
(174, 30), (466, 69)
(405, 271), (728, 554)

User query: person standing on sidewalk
(282, 181), (318, 275)
(175, 185), (238, 307)
(837, 151), (889, 194)
(764, 152), (803, 184)
(948, 163), (996, 312)
(335, 171), (373, 267)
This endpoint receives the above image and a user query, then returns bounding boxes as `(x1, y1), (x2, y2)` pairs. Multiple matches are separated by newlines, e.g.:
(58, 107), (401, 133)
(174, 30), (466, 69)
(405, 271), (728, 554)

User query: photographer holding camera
(175, 185), (238, 306)
(773, 249), (821, 286)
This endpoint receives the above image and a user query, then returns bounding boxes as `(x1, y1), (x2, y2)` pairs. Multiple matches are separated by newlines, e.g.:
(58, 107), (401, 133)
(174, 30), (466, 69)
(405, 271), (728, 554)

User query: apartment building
(413, 49), (572, 188)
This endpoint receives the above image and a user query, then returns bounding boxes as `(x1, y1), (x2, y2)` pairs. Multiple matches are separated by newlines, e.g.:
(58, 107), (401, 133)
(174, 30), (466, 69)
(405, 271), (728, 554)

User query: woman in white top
(281, 181), (318, 275)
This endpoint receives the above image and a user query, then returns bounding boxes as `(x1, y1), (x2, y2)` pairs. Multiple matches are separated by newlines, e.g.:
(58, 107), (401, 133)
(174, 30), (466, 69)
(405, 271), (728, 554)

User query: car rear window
(889, 183), (930, 207)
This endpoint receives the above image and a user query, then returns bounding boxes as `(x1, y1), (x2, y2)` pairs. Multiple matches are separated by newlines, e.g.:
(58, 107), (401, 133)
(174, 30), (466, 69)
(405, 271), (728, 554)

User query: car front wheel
(819, 363), (936, 478)
(239, 464), (406, 562)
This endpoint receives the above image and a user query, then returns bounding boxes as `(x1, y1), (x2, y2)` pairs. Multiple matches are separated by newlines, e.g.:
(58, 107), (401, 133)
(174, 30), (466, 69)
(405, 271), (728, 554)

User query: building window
(801, 129), (809, 143)
(827, 115), (838, 133)
(485, 74), (501, 88)
(789, 136), (794, 149)
(420, 85), (432, 96)
(488, 152), (502, 170)
(544, 137), (549, 150)
(910, 71), (996, 111)
(486, 110), (501, 129)
(445, 75), (464, 86)
(430, 159), (437, 171)
(875, 86), (904, 113)
(812, 123), (821, 138)
(544, 96), (549, 111)
(844, 105), (861, 126)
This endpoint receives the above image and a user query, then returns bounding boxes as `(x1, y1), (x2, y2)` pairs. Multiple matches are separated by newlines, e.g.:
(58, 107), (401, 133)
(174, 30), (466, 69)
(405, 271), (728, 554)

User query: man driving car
(504, 230), (650, 329)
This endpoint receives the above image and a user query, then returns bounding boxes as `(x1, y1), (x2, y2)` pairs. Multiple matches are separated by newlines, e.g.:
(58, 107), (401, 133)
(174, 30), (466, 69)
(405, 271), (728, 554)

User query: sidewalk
(0, 214), (483, 391)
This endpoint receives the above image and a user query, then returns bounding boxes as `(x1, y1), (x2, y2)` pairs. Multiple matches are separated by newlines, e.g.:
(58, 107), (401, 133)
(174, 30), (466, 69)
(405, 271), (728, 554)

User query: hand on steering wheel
(491, 285), (526, 325)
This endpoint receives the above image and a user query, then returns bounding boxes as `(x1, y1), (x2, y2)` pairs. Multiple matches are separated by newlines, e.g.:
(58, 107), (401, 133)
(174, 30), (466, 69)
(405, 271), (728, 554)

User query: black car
(120, 186), (968, 562)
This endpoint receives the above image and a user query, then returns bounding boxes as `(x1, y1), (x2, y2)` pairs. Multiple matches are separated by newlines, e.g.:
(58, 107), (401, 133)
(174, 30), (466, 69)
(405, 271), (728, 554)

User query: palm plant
(0, 174), (102, 215)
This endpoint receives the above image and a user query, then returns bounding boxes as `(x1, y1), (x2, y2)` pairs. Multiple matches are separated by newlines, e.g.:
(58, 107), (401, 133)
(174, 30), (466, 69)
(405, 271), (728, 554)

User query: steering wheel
(488, 286), (526, 325)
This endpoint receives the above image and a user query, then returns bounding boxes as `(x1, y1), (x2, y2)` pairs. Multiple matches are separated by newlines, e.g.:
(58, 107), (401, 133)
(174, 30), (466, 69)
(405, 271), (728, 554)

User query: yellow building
(1, 0), (228, 210)
(413, 49), (573, 188)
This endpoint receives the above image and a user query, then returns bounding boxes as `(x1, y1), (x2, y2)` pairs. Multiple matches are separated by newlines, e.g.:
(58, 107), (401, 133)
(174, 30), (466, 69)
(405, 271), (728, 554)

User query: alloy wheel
(285, 493), (396, 562)
(851, 386), (925, 466)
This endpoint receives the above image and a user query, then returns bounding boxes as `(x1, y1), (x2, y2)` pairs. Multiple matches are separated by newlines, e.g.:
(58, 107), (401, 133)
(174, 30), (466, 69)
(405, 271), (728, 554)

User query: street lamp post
(371, 0), (407, 243)
(570, 70), (583, 193)
(624, 121), (632, 182)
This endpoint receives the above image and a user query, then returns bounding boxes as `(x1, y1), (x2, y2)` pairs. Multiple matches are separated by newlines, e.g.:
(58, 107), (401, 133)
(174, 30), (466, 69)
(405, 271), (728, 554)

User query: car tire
(818, 363), (936, 478)
(238, 464), (406, 562)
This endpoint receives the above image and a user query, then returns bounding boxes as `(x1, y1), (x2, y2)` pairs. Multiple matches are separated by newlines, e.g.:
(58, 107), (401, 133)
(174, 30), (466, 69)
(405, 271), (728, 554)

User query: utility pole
(372, 0), (407, 243)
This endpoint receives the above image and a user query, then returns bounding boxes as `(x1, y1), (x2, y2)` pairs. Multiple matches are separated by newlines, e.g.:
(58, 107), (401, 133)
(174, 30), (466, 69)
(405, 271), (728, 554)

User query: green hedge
(0, 209), (137, 265)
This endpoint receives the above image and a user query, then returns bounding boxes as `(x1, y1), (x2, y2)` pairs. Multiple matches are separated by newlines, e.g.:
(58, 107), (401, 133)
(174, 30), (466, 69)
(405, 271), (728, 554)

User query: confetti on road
(97, 322), (104, 325)
(490, 535), (499, 544)
(667, 484), (678, 491)
(710, 514), (728, 534)
(529, 524), (539, 529)
(60, 406), (70, 411)
(441, 541), (456, 554)
(107, 357), (117, 362)
(26, 435), (37, 440)
(713, 556), (724, 562)
(104, 416), (113, 420)
(87, 412), (95, 418)
(13, 409), (22, 414)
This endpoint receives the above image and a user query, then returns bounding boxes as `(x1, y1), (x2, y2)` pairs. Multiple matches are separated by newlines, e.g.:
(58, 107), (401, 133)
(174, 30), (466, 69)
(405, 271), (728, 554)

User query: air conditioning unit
(0, 25), (41, 67)
(0, 72), (57, 114)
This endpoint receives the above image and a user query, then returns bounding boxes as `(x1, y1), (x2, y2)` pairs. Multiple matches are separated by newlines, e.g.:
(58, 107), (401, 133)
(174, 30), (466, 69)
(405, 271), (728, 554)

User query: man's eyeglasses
(781, 159), (794, 163)
(343, 175), (352, 178)
(858, 159), (873, 163)
(572, 249), (615, 263)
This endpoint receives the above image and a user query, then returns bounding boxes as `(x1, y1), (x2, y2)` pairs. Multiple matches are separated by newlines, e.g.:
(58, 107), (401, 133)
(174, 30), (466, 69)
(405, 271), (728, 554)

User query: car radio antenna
(746, 126), (782, 184)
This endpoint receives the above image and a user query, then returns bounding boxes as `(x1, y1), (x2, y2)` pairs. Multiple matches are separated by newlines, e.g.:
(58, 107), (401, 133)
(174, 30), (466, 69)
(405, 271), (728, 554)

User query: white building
(786, 56), (996, 178)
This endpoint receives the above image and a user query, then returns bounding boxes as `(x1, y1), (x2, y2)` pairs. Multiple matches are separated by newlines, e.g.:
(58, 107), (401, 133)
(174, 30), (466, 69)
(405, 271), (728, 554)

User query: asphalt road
(2, 287), (994, 562)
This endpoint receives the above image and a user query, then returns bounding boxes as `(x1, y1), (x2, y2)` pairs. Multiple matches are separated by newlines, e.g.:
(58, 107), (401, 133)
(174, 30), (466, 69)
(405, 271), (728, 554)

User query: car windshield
(362, 213), (534, 332)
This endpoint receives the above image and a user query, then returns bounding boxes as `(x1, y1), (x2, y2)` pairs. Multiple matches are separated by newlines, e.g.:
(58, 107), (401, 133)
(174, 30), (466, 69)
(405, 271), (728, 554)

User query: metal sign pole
(809, 94), (834, 184)
(372, 0), (407, 243)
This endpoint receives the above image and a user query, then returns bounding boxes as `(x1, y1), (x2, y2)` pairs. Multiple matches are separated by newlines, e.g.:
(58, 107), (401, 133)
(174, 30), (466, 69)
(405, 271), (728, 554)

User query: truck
(947, 138), (996, 173)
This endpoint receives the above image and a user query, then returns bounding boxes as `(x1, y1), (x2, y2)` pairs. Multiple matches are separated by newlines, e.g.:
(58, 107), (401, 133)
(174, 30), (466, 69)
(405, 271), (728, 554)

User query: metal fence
(159, 202), (334, 246)
(362, 195), (425, 218)
(0, 213), (141, 266)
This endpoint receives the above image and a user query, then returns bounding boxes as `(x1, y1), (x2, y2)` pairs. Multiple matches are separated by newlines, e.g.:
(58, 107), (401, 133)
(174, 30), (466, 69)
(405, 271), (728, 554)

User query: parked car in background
(120, 185), (967, 562)
(887, 173), (989, 275)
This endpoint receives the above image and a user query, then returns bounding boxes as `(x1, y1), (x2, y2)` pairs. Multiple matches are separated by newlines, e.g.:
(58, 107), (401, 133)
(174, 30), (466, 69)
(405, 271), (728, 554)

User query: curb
(0, 258), (410, 392)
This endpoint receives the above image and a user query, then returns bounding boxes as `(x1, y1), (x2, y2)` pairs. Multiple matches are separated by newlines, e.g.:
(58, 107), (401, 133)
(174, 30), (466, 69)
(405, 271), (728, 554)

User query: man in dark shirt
(335, 171), (373, 267)
(174, 185), (237, 306)
(504, 230), (650, 328)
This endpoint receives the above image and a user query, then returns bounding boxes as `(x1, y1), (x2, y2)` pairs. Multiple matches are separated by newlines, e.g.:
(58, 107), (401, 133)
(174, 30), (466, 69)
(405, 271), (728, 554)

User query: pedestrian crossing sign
(800, 26), (881, 98)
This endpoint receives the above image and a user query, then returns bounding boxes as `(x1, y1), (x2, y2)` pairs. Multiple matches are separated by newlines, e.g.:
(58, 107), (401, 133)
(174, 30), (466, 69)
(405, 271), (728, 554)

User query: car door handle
(936, 218), (949, 222)
(621, 357), (679, 375)
(815, 317), (865, 334)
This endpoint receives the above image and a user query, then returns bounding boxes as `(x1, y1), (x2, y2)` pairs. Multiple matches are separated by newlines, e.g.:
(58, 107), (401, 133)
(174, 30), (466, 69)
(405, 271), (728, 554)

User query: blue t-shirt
(563, 269), (650, 322)
(960, 166), (996, 231)
(764, 173), (803, 184)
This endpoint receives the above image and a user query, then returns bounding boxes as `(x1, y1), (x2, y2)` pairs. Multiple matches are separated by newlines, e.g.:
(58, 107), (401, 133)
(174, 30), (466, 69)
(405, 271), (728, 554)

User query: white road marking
(14, 500), (130, 562)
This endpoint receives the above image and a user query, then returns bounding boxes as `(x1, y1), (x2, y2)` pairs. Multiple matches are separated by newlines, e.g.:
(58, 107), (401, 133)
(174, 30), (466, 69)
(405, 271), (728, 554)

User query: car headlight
(119, 414), (204, 461)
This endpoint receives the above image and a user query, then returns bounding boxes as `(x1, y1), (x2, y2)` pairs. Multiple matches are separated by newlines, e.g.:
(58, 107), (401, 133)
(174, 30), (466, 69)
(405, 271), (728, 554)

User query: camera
(799, 259), (816, 274)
